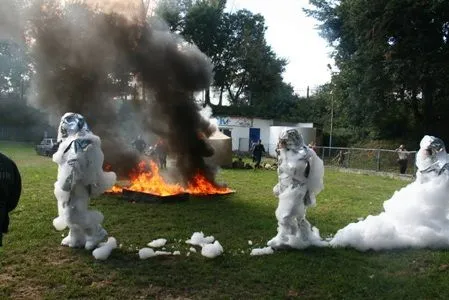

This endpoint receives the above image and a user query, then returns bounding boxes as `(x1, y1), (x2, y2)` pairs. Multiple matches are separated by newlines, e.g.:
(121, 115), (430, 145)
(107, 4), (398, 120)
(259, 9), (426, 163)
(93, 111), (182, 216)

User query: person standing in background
(252, 140), (266, 169)
(396, 144), (409, 174)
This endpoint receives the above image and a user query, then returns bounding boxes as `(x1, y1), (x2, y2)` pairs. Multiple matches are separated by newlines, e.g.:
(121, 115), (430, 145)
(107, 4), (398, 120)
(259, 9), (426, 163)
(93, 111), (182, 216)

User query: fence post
(376, 150), (381, 172)
(347, 149), (351, 168)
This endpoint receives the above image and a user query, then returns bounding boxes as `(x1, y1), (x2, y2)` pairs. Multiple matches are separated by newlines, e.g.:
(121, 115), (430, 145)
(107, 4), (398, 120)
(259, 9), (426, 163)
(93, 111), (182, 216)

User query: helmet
(416, 135), (448, 172)
(279, 129), (304, 151)
(57, 113), (90, 141)
(420, 135), (446, 154)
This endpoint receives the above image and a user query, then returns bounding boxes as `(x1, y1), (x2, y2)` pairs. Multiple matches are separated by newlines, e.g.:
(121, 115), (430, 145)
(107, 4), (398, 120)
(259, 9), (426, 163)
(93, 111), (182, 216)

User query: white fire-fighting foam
(147, 238), (167, 248)
(186, 232), (215, 246)
(201, 241), (223, 258)
(250, 247), (274, 256)
(92, 237), (117, 260)
(330, 173), (449, 251)
(139, 247), (156, 259)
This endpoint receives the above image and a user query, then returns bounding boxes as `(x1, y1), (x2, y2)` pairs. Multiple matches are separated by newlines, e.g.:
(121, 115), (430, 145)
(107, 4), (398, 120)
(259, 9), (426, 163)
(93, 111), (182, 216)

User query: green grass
(2, 142), (449, 299)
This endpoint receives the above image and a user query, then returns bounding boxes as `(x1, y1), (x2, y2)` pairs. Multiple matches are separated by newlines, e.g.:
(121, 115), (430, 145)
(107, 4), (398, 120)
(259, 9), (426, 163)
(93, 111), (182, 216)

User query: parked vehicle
(35, 138), (59, 156)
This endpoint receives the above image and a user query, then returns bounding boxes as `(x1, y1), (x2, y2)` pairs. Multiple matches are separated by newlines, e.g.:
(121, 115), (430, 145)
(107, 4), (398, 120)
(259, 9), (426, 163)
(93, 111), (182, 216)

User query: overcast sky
(226, 0), (334, 96)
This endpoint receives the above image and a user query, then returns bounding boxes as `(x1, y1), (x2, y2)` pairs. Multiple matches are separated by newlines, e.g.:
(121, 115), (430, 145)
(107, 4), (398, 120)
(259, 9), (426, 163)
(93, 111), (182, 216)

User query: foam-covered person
(415, 135), (449, 183)
(52, 113), (116, 250)
(267, 129), (327, 249)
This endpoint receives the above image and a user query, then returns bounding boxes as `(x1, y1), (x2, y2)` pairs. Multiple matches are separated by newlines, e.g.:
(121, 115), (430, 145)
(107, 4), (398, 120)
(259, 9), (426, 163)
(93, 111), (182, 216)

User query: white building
(210, 116), (317, 157)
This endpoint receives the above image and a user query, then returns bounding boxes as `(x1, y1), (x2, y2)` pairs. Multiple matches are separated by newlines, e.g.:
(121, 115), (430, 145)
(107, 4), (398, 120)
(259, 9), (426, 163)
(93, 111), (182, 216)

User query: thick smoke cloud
(2, 0), (217, 184)
(0, 0), (23, 41)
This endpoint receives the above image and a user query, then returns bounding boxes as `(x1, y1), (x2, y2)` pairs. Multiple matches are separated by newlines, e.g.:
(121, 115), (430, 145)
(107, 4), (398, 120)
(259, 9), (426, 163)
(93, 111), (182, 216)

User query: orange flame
(106, 160), (233, 196)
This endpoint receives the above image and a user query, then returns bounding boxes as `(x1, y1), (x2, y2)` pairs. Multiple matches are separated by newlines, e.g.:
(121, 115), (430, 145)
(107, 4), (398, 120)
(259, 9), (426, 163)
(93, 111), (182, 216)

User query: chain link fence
(235, 144), (417, 176)
(314, 146), (417, 176)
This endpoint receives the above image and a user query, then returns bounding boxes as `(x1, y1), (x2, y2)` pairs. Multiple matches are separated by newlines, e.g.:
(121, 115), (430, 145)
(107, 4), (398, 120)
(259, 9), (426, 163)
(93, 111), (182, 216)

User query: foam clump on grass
(148, 238), (167, 248)
(330, 172), (449, 251)
(52, 216), (67, 231)
(139, 248), (156, 259)
(186, 232), (214, 246)
(93, 237), (117, 260)
(250, 247), (274, 256)
(138, 248), (174, 258)
(201, 241), (223, 258)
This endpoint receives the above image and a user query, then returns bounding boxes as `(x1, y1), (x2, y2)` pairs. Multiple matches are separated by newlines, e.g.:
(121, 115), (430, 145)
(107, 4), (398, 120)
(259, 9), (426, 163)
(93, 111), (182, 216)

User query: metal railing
(314, 146), (417, 176)
(235, 144), (417, 176)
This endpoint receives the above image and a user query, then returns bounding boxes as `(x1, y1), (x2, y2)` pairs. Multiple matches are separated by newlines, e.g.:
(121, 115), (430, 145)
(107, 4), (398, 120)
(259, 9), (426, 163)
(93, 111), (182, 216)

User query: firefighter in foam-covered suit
(267, 129), (327, 249)
(52, 113), (116, 250)
(415, 135), (449, 184)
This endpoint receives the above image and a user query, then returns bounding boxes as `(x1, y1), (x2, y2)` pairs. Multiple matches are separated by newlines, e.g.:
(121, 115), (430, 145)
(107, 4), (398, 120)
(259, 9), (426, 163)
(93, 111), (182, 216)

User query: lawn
(1, 142), (449, 299)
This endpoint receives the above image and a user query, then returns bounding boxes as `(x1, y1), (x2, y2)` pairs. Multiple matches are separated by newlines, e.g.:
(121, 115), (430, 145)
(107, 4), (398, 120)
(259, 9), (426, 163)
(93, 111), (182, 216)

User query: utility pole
(329, 90), (334, 157)
(327, 64), (334, 157)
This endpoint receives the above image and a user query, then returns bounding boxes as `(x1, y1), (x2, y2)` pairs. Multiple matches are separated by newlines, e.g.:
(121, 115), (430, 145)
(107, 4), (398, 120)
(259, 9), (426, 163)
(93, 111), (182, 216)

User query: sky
(225, 0), (334, 96)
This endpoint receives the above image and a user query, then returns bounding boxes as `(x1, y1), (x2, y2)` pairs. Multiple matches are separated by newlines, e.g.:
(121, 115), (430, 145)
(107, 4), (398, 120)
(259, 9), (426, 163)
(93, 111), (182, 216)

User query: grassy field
(1, 142), (449, 299)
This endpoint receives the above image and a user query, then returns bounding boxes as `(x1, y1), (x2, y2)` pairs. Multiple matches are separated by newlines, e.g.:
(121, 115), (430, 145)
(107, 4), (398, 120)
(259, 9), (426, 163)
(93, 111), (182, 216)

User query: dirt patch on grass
(0, 268), (45, 300)
(9, 284), (46, 300)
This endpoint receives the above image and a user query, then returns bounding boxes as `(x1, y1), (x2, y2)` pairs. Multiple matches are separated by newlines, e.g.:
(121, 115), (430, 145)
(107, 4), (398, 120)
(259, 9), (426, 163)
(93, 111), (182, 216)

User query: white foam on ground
(186, 232), (214, 246)
(330, 173), (449, 251)
(53, 216), (67, 231)
(138, 247), (156, 259)
(250, 247), (274, 256)
(201, 241), (223, 258)
(92, 237), (117, 260)
(148, 238), (167, 248)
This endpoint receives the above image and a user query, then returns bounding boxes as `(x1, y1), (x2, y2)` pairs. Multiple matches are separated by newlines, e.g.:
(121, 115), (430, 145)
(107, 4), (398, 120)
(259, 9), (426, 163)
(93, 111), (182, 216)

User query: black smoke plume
(3, 0), (217, 184)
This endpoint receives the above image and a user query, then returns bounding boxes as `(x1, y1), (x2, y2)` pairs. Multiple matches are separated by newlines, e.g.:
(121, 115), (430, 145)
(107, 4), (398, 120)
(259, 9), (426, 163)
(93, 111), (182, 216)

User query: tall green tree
(306, 0), (449, 142)
(182, 0), (227, 105)
(0, 41), (30, 100)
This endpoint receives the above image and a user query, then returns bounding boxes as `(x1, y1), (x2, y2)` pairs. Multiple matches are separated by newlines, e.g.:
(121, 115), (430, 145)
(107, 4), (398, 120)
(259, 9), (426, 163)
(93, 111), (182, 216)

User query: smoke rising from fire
(2, 0), (218, 183)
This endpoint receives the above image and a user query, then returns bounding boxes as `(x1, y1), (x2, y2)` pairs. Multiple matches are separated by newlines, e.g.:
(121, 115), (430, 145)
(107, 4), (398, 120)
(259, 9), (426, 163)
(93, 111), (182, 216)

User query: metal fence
(315, 146), (417, 176)
(236, 144), (417, 176)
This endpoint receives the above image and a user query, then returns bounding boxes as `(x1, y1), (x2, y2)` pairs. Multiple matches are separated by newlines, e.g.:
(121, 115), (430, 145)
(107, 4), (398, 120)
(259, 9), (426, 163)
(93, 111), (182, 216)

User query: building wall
(212, 116), (314, 154)
(252, 118), (273, 152)
(214, 116), (251, 152)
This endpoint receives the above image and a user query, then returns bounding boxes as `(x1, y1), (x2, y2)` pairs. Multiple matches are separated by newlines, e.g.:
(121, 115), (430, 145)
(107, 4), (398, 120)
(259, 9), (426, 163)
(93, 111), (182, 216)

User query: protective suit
(267, 129), (327, 249)
(52, 113), (116, 249)
(416, 135), (449, 183)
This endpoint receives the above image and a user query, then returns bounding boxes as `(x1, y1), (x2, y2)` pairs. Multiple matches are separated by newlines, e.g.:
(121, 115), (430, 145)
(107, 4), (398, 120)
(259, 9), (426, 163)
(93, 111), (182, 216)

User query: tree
(155, 1), (299, 119)
(306, 0), (449, 142)
(0, 41), (30, 100)
(182, 0), (227, 105)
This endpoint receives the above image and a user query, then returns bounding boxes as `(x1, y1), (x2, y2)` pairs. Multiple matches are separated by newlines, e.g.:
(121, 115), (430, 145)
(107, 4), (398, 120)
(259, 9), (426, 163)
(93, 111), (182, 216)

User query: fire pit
(104, 160), (234, 202)
(122, 189), (189, 204)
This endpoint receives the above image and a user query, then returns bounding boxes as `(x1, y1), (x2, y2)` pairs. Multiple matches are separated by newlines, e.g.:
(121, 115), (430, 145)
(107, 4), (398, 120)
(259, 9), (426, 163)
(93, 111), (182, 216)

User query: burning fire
(106, 160), (233, 196)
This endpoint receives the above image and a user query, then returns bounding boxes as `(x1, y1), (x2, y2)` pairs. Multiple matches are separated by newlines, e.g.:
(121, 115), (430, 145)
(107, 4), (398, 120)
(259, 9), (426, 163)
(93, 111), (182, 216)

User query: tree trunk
(410, 89), (421, 121)
(218, 86), (224, 106)
(204, 88), (211, 107)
